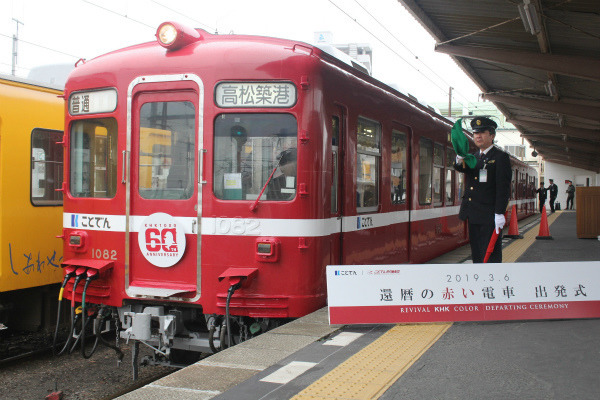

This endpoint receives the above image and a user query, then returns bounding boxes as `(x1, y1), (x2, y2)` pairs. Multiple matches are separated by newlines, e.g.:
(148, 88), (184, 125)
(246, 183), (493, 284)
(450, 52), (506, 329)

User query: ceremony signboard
(326, 262), (600, 324)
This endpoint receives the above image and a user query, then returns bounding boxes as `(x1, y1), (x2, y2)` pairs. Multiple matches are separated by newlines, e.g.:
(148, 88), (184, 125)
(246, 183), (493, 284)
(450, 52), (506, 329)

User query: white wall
(543, 162), (598, 209)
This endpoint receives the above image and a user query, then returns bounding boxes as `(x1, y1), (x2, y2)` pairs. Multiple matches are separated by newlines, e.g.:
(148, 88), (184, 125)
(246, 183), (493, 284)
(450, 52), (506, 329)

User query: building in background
(314, 31), (372, 75)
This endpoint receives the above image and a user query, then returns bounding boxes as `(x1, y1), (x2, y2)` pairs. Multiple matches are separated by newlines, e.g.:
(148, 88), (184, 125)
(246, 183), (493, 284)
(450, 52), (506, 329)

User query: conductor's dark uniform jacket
(455, 146), (512, 262)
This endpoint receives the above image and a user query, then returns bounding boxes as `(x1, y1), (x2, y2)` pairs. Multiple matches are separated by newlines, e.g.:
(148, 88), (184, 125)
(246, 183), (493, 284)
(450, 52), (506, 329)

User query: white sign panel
(215, 82), (297, 108)
(69, 89), (118, 115)
(138, 213), (186, 268)
(327, 262), (600, 324)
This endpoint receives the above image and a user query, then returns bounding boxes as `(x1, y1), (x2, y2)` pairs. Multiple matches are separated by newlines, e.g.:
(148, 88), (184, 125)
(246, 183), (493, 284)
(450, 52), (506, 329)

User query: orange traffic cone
(504, 204), (523, 239)
(536, 205), (553, 240)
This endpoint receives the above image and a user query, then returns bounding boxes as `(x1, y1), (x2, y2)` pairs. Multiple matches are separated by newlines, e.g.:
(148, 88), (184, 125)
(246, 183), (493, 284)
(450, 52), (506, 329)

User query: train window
(433, 143), (444, 205)
(70, 118), (117, 198)
(31, 129), (63, 206)
(138, 101), (196, 200)
(512, 168), (517, 198)
(418, 138), (433, 205)
(391, 130), (406, 205)
(331, 116), (340, 214)
(446, 147), (455, 205)
(213, 113), (297, 201)
(356, 117), (380, 211)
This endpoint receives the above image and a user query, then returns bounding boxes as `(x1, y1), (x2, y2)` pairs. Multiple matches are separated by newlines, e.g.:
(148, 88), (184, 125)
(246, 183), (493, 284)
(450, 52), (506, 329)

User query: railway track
(0, 331), (177, 399)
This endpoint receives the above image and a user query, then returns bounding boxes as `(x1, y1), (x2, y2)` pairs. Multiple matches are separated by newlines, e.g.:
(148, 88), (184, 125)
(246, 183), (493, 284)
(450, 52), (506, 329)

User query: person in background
(535, 182), (547, 213)
(547, 179), (558, 213)
(566, 180), (575, 210)
(455, 117), (512, 263)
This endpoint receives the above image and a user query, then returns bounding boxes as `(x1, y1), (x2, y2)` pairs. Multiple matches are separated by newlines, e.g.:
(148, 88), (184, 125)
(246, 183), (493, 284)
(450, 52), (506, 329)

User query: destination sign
(69, 89), (117, 115)
(215, 82), (296, 108)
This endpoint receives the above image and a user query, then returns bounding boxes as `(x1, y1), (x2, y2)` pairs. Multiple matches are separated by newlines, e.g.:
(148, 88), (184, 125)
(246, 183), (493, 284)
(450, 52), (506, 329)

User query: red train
(57, 22), (536, 367)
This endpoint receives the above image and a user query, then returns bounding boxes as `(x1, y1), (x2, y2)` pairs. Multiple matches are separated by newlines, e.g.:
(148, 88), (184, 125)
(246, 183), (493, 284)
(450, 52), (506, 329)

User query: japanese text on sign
(215, 82), (297, 108)
(69, 89), (118, 115)
(326, 261), (600, 324)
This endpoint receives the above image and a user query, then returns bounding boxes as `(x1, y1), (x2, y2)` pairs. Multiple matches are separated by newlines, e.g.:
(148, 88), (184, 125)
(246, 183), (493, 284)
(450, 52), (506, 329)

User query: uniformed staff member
(455, 117), (512, 263)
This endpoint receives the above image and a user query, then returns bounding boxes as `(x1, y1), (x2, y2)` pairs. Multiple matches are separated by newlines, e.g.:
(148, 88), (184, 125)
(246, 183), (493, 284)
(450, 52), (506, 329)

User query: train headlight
(257, 243), (272, 255)
(255, 238), (280, 263)
(68, 231), (88, 252)
(69, 235), (82, 246)
(157, 23), (178, 46)
(156, 21), (203, 51)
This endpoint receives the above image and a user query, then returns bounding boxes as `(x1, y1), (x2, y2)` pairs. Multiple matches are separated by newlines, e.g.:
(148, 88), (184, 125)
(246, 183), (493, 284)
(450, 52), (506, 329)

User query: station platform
(118, 210), (600, 400)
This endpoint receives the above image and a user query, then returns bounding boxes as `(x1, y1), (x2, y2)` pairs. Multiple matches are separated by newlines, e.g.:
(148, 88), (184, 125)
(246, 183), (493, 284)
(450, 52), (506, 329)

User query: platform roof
(399, 0), (600, 172)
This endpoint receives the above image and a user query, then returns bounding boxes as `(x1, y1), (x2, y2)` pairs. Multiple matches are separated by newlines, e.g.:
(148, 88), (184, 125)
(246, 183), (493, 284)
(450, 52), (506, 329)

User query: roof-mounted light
(157, 23), (178, 46)
(156, 21), (202, 51)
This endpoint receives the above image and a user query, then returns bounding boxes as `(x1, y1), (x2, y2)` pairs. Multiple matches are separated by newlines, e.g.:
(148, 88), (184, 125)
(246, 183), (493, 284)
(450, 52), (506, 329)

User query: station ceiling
(398, 0), (600, 172)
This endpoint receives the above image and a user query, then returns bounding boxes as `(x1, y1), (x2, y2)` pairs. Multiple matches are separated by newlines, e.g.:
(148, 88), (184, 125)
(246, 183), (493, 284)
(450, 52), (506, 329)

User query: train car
(0, 75), (64, 332)
(57, 22), (536, 367)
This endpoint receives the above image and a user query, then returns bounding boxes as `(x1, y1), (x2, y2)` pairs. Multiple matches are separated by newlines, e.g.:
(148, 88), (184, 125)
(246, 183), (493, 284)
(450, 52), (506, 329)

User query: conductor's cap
(471, 117), (497, 133)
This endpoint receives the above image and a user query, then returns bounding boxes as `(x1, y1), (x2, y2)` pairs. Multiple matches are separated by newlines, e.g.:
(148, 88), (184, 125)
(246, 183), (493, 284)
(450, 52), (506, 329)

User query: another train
(57, 22), (536, 368)
(0, 75), (64, 333)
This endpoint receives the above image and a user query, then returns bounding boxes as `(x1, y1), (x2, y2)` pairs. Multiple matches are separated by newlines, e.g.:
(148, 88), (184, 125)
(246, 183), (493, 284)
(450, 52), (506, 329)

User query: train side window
(512, 168), (517, 198)
(70, 118), (118, 198)
(331, 116), (340, 214)
(446, 147), (456, 205)
(418, 138), (433, 205)
(213, 113), (297, 201)
(31, 129), (64, 206)
(433, 143), (444, 206)
(391, 130), (406, 205)
(356, 117), (380, 212)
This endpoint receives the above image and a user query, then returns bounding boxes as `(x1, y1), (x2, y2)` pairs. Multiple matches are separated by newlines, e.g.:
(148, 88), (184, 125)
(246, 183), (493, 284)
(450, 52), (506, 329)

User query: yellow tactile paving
(290, 323), (451, 400)
(503, 211), (560, 263)
(292, 212), (558, 400)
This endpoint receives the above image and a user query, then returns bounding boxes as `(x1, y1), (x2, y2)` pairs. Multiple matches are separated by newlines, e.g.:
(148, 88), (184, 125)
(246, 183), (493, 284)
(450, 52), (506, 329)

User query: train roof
(0, 73), (64, 93)
(67, 25), (453, 126)
(65, 23), (533, 173)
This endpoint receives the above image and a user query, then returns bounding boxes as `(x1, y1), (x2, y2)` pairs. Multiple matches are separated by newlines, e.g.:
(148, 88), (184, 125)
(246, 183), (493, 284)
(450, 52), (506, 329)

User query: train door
(331, 107), (345, 264)
(125, 75), (203, 299)
(391, 124), (411, 263)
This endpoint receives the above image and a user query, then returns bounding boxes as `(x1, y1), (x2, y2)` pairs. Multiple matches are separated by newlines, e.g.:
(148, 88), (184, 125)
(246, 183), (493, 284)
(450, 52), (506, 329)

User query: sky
(0, 0), (482, 108)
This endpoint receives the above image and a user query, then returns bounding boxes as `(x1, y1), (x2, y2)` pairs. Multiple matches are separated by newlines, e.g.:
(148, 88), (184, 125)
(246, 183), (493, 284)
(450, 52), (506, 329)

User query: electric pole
(12, 18), (24, 76)
(448, 87), (453, 117)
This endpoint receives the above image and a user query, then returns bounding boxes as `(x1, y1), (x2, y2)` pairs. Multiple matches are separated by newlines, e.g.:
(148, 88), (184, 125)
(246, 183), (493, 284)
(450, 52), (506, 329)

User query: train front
(58, 22), (325, 366)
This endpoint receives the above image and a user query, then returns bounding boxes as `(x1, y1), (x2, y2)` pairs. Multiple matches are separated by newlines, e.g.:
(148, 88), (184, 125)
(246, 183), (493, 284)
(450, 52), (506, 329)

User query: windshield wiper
(249, 161), (280, 212)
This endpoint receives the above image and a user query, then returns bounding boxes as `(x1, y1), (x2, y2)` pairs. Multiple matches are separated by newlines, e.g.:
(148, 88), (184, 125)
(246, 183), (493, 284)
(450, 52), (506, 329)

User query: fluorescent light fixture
(545, 80), (557, 97)
(518, 0), (541, 35)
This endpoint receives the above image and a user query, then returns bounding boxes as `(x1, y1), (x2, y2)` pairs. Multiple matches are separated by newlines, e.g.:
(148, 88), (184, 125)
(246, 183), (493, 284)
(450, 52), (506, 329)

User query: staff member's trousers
(468, 221), (503, 263)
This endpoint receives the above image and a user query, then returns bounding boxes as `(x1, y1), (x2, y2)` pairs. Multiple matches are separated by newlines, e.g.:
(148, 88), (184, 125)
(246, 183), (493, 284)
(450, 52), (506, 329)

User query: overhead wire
(349, 0), (478, 109)
(81, 0), (155, 30)
(150, 0), (217, 33)
(0, 32), (81, 59)
(329, 0), (481, 111)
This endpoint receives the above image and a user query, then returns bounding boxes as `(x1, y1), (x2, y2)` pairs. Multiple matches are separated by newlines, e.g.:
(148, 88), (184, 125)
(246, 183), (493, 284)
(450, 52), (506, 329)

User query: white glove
(494, 213), (506, 234)
(456, 155), (464, 163)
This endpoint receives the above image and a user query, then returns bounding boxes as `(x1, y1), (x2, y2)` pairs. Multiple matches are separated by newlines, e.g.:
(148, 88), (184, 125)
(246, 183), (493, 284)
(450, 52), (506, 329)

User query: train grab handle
(198, 149), (207, 184)
(121, 150), (129, 183)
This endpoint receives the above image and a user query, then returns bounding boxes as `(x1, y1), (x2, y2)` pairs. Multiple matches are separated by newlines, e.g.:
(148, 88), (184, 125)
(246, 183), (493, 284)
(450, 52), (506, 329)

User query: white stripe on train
(63, 199), (534, 237)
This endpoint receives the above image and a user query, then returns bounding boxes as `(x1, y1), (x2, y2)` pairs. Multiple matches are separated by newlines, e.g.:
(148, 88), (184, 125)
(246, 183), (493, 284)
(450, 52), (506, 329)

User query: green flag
(451, 118), (476, 168)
